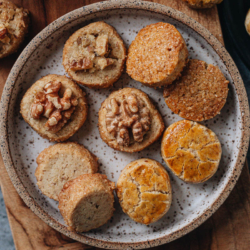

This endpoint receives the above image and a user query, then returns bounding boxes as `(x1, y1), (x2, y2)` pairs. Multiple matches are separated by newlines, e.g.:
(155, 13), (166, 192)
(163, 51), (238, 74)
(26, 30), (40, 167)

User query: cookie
(245, 9), (250, 35)
(126, 22), (188, 88)
(163, 59), (229, 121)
(182, 0), (223, 8)
(98, 88), (165, 153)
(161, 120), (222, 183)
(63, 21), (126, 89)
(35, 142), (98, 201)
(58, 174), (115, 232)
(0, 1), (29, 59)
(116, 159), (172, 225)
(20, 74), (88, 142)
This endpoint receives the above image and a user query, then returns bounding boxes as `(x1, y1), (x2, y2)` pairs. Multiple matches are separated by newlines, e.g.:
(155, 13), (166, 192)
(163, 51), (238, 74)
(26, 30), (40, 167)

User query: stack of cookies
(20, 20), (229, 232)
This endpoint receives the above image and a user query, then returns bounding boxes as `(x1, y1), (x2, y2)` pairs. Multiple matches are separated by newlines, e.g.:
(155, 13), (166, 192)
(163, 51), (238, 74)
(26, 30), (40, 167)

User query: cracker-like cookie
(163, 59), (229, 121)
(63, 21), (126, 89)
(35, 142), (98, 201)
(117, 158), (172, 225)
(182, 0), (223, 8)
(58, 174), (115, 232)
(0, 1), (29, 59)
(20, 74), (88, 142)
(161, 120), (222, 183)
(126, 22), (188, 88)
(98, 88), (165, 153)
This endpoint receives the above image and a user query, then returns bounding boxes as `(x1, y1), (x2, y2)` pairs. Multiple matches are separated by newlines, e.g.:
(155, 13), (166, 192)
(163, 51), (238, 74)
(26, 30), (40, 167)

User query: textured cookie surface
(182, 0), (223, 8)
(98, 87), (165, 153)
(163, 59), (229, 121)
(161, 120), (221, 183)
(126, 22), (188, 87)
(0, 1), (29, 58)
(63, 21), (126, 89)
(58, 174), (115, 232)
(20, 74), (88, 142)
(117, 158), (172, 225)
(35, 142), (98, 201)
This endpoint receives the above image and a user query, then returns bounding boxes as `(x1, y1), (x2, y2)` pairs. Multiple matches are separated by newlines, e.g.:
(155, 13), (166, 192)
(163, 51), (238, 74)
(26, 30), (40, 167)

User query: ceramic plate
(0, 1), (249, 249)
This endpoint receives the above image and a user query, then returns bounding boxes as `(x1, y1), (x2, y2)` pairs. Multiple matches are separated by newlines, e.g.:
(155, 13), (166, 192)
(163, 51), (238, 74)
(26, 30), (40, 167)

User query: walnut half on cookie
(20, 74), (88, 142)
(161, 120), (222, 184)
(0, 1), (29, 59)
(98, 88), (165, 153)
(63, 21), (126, 89)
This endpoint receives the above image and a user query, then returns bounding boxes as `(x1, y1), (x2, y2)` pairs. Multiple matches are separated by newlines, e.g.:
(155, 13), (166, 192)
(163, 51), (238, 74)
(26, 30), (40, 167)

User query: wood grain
(0, 0), (249, 249)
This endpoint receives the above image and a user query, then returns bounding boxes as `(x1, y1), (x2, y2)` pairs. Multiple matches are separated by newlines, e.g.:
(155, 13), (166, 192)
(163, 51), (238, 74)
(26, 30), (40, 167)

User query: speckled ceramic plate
(0, 0), (249, 249)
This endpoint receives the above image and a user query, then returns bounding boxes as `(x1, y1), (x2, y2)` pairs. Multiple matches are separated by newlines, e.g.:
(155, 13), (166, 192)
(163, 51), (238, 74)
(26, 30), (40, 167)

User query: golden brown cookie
(163, 59), (229, 121)
(20, 74), (88, 142)
(182, 0), (223, 9)
(98, 88), (165, 153)
(0, 1), (29, 59)
(58, 174), (115, 232)
(63, 21), (126, 89)
(245, 9), (250, 35)
(161, 120), (221, 183)
(35, 142), (98, 201)
(126, 22), (188, 88)
(116, 158), (172, 225)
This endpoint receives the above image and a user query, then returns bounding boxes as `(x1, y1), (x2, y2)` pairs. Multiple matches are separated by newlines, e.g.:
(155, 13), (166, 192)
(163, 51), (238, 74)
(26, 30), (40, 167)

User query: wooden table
(0, 1), (250, 249)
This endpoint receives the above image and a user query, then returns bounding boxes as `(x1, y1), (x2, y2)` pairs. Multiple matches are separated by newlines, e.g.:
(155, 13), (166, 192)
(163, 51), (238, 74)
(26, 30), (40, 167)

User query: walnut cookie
(0, 0), (29, 59)
(20, 74), (88, 142)
(59, 173), (115, 232)
(116, 158), (172, 225)
(98, 88), (165, 153)
(181, 0), (223, 9)
(35, 142), (98, 201)
(163, 59), (229, 121)
(63, 21), (126, 89)
(126, 22), (188, 88)
(161, 120), (222, 184)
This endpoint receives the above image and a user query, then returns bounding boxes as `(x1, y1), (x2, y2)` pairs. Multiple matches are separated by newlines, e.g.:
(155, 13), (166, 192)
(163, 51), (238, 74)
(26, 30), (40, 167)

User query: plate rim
(0, 0), (249, 249)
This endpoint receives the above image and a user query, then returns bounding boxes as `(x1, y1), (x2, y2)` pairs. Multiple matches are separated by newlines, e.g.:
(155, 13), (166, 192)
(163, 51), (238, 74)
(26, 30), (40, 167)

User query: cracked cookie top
(163, 59), (229, 121)
(63, 21), (126, 89)
(161, 120), (222, 184)
(0, 1), (29, 58)
(116, 158), (172, 225)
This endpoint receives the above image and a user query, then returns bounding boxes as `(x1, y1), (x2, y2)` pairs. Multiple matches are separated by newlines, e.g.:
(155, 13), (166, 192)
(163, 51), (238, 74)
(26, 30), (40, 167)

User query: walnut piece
(105, 95), (151, 147)
(0, 23), (7, 40)
(30, 81), (78, 133)
(69, 33), (116, 72)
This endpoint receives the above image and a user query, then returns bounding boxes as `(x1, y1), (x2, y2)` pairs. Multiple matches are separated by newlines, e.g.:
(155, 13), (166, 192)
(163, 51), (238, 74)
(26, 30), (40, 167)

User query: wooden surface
(0, 0), (250, 249)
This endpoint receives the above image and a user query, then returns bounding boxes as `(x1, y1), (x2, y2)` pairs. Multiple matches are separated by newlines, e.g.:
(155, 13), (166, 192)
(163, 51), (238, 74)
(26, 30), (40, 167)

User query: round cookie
(20, 74), (88, 142)
(126, 22), (188, 88)
(98, 88), (165, 153)
(116, 159), (172, 225)
(35, 142), (98, 201)
(0, 1), (29, 59)
(161, 120), (222, 184)
(63, 21), (126, 89)
(181, 0), (223, 9)
(58, 174), (115, 232)
(245, 9), (250, 35)
(163, 59), (229, 121)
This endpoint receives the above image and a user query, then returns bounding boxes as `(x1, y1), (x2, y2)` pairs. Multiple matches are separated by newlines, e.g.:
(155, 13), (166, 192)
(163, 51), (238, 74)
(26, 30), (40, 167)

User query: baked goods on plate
(98, 87), (165, 152)
(63, 21), (126, 89)
(35, 142), (98, 201)
(58, 173), (115, 232)
(20, 74), (88, 142)
(163, 59), (229, 121)
(0, 0), (29, 59)
(161, 120), (222, 183)
(181, 0), (223, 9)
(116, 158), (172, 224)
(126, 22), (188, 88)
